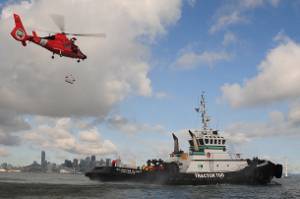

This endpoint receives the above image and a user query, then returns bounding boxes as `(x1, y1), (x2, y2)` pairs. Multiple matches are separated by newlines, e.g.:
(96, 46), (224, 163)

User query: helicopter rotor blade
(33, 28), (56, 34)
(36, 14), (106, 38)
(50, 14), (65, 32)
(64, 33), (106, 38)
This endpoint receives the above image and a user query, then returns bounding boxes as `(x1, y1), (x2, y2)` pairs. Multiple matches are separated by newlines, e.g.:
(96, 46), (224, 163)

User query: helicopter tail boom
(11, 14), (29, 46)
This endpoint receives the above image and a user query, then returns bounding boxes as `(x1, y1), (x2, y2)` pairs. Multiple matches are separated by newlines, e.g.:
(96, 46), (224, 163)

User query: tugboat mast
(196, 92), (210, 130)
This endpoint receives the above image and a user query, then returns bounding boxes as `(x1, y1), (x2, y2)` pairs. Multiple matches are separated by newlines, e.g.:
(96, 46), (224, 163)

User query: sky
(0, 0), (300, 173)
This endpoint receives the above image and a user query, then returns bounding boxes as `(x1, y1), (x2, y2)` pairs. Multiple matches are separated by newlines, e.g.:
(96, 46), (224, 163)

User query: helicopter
(11, 14), (105, 62)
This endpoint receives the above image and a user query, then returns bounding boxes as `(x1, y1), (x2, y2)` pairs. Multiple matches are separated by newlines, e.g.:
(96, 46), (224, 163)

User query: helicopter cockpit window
(43, 35), (55, 40)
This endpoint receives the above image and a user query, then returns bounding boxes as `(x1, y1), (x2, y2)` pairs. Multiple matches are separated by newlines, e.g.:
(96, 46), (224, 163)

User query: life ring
(206, 152), (211, 158)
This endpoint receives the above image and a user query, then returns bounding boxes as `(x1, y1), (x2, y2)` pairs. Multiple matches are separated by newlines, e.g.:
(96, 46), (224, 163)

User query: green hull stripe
(199, 146), (225, 150)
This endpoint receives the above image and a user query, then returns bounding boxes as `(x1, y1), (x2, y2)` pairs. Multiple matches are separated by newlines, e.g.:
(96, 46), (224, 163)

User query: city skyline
(0, 0), (300, 173)
(0, 149), (110, 174)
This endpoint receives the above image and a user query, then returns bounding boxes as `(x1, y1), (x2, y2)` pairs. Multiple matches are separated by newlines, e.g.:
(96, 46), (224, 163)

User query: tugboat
(85, 94), (283, 185)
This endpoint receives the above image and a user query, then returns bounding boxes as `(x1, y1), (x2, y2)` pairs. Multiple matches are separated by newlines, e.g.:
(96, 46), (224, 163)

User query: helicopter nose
(81, 52), (87, 59)
(77, 49), (87, 60)
(78, 51), (87, 60)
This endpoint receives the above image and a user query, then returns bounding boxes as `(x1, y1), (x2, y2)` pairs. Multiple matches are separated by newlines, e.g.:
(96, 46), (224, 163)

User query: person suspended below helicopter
(65, 74), (76, 84)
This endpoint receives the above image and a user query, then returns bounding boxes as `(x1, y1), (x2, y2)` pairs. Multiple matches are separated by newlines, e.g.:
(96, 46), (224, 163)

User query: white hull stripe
(257, 161), (268, 168)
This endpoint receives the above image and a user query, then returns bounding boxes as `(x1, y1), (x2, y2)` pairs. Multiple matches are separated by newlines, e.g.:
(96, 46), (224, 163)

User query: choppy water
(0, 172), (299, 199)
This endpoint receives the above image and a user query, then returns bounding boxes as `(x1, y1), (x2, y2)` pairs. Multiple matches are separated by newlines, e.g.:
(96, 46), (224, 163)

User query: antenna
(285, 158), (288, 178)
(195, 92), (210, 130)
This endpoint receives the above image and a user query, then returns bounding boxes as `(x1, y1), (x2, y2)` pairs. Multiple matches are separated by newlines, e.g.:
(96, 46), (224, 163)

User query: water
(0, 173), (299, 199)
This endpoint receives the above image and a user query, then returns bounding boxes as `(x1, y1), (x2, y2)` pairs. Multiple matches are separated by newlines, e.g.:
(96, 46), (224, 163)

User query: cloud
(0, 0), (182, 119)
(154, 91), (169, 99)
(0, 131), (21, 146)
(223, 107), (300, 144)
(107, 115), (166, 135)
(222, 32), (237, 46)
(0, 148), (9, 157)
(241, 0), (280, 8)
(0, 109), (30, 146)
(0, 109), (30, 133)
(209, 0), (280, 33)
(79, 128), (101, 143)
(210, 11), (245, 34)
(221, 36), (300, 108)
(172, 102), (300, 147)
(187, 0), (197, 7)
(24, 118), (117, 156)
(174, 51), (232, 70)
(273, 30), (292, 43)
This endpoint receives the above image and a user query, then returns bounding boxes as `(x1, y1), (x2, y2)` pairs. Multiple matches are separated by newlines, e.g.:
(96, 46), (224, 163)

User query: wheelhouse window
(199, 139), (204, 145)
(205, 138), (209, 144)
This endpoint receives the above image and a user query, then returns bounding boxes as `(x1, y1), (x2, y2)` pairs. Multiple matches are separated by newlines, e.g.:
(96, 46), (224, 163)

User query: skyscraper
(41, 150), (46, 171)
(91, 155), (96, 162)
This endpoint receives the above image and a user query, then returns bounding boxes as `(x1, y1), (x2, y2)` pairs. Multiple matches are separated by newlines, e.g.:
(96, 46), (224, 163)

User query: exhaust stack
(189, 130), (199, 151)
(172, 133), (180, 154)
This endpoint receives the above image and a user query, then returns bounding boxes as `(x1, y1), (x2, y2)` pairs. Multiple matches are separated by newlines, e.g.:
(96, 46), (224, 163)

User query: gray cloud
(0, 109), (30, 132)
(0, 148), (9, 157)
(0, 131), (21, 146)
(24, 118), (117, 156)
(107, 115), (166, 135)
(0, 109), (30, 146)
(223, 107), (300, 144)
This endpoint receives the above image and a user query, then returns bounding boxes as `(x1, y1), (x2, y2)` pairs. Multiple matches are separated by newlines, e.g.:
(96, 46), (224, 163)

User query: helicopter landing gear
(51, 54), (55, 59)
(77, 59), (81, 63)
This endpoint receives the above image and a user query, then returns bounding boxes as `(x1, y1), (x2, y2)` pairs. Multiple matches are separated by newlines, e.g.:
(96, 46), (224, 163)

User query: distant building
(41, 151), (46, 172)
(64, 159), (73, 168)
(98, 158), (105, 166)
(73, 158), (78, 168)
(85, 156), (91, 162)
(22, 161), (42, 172)
(105, 158), (111, 166)
(91, 155), (96, 162)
